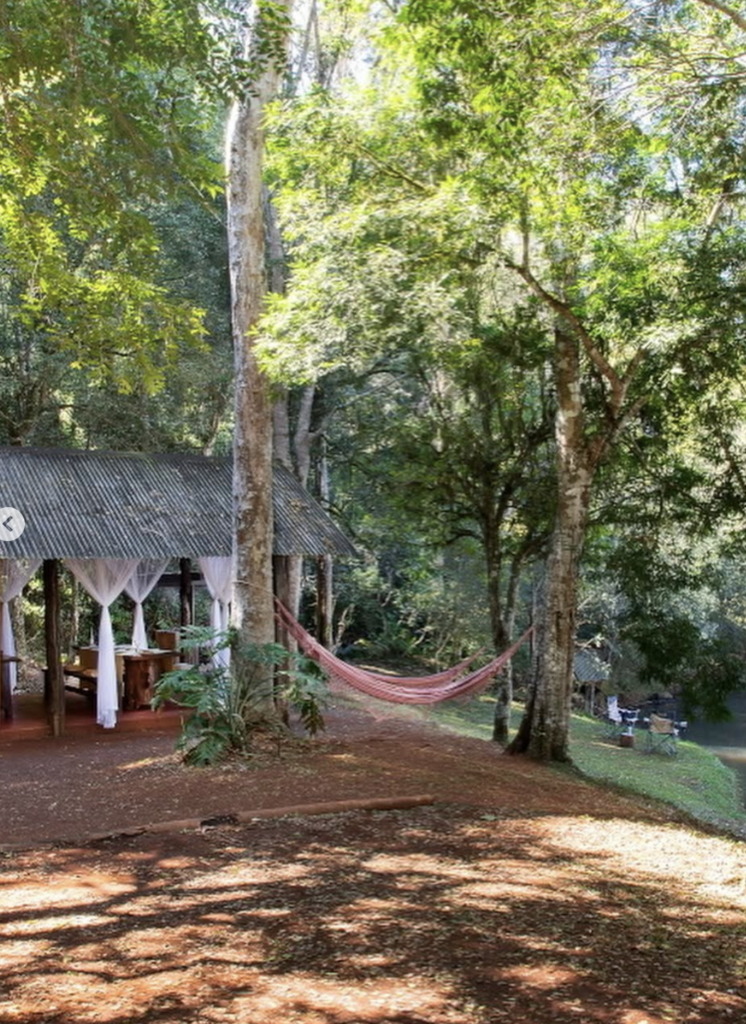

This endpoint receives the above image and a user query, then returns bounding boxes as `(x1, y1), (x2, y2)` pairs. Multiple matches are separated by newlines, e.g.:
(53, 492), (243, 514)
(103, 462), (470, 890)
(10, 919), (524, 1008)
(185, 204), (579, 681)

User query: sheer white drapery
(198, 557), (232, 668)
(124, 559), (169, 650)
(0, 559), (41, 692)
(66, 559), (138, 728)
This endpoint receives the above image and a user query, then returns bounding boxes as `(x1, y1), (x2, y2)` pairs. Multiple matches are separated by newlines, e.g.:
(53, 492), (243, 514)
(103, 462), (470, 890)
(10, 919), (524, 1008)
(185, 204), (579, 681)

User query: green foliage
(0, 161), (232, 448)
(152, 626), (252, 765)
(152, 628), (330, 765)
(281, 657), (329, 737)
(621, 612), (744, 721)
(0, 0), (231, 391)
(261, 65), (556, 661)
(580, 522), (746, 720)
(331, 519), (496, 664)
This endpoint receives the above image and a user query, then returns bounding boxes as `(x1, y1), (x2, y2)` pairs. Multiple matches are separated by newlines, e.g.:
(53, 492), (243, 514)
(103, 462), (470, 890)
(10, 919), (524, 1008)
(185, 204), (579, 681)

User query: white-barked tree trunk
(226, 0), (295, 719)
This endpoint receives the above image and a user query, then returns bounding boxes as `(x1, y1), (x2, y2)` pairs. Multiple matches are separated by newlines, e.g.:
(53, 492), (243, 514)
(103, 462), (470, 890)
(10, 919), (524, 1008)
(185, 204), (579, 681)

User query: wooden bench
(62, 662), (98, 697)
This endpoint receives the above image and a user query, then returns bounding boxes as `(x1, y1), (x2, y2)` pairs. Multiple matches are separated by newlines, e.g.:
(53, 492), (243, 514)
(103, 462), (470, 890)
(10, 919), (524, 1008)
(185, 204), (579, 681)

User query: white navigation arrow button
(0, 507), (25, 541)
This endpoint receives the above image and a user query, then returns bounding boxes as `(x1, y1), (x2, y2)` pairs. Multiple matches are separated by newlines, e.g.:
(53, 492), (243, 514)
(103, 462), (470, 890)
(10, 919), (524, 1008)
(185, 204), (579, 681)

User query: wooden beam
(0, 639), (6, 722)
(0, 596), (8, 721)
(179, 558), (195, 663)
(179, 558), (194, 628)
(157, 570), (202, 589)
(43, 559), (65, 737)
(315, 554), (333, 649)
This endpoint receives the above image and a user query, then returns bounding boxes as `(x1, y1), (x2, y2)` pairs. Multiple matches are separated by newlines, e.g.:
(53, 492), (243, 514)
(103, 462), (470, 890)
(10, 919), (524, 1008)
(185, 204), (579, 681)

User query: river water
(685, 689), (746, 807)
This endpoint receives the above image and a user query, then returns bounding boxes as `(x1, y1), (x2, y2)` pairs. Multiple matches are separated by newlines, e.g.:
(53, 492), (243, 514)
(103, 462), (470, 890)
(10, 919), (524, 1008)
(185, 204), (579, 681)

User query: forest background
(4, 0), (746, 760)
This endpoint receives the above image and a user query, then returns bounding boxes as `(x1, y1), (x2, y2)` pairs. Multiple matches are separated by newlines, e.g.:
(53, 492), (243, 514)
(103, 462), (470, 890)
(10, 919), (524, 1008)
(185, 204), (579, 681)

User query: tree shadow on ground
(0, 802), (744, 1024)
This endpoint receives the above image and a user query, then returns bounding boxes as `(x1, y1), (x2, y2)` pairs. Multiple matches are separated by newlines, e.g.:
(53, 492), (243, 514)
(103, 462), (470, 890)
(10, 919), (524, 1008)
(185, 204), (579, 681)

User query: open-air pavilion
(0, 446), (357, 738)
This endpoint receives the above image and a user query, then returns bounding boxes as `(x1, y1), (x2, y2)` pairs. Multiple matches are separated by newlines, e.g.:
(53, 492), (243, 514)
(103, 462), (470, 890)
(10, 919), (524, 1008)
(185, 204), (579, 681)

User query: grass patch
(569, 713), (745, 829)
(428, 695), (746, 832)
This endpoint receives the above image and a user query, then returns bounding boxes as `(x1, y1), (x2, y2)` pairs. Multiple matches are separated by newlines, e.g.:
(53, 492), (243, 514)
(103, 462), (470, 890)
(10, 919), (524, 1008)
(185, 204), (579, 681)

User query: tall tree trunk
(273, 553), (292, 725)
(293, 384), (316, 487)
(227, 0), (294, 719)
(483, 521), (510, 744)
(315, 437), (334, 648)
(273, 391), (293, 469)
(267, 185), (306, 630)
(285, 383), (318, 623)
(491, 549), (525, 745)
(272, 382), (316, 627)
(509, 329), (594, 760)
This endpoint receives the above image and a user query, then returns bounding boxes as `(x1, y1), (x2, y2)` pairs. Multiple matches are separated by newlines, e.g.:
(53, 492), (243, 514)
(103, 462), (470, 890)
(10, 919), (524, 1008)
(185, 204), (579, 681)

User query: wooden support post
(0, 641), (6, 723)
(315, 554), (333, 650)
(43, 559), (65, 738)
(179, 557), (195, 663)
(0, 595), (8, 721)
(179, 558), (193, 629)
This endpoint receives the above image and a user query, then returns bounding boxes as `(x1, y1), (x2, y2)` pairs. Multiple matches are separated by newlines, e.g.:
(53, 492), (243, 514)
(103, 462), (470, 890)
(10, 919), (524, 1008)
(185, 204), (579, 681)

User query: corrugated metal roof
(0, 447), (357, 559)
(574, 649), (611, 684)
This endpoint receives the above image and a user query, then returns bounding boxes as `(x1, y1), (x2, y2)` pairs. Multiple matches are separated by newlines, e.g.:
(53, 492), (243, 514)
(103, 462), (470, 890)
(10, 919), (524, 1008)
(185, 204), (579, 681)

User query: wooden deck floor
(0, 692), (182, 743)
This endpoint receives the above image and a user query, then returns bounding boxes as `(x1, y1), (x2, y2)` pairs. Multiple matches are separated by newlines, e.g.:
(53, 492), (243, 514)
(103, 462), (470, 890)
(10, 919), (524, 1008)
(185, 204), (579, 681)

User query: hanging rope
(274, 599), (532, 705)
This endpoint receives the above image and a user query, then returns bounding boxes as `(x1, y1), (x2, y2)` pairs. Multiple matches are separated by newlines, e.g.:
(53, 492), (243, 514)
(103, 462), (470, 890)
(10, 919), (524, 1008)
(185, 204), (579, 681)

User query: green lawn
(428, 695), (746, 834)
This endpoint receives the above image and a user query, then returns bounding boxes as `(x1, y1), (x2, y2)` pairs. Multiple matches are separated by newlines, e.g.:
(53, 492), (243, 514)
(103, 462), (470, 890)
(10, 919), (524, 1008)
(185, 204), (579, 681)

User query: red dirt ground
(1, 699), (745, 1024)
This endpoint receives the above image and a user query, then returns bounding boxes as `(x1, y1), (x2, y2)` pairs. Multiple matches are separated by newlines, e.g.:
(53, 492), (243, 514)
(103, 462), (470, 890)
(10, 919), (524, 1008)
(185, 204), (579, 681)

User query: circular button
(0, 507), (25, 541)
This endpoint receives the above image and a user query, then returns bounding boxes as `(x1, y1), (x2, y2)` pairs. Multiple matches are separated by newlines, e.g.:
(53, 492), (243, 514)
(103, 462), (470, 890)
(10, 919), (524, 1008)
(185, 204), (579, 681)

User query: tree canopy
(6, 0), (746, 758)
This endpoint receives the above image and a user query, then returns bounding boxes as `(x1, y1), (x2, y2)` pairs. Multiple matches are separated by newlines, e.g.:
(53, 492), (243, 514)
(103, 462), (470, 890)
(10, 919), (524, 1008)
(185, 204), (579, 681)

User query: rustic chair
(645, 713), (682, 756)
(602, 696), (638, 740)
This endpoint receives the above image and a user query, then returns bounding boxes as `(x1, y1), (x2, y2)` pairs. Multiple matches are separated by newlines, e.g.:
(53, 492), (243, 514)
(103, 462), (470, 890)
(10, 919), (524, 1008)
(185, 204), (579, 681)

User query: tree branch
(589, 393), (647, 466)
(506, 257), (625, 404)
(695, 0), (746, 33)
(355, 142), (431, 193)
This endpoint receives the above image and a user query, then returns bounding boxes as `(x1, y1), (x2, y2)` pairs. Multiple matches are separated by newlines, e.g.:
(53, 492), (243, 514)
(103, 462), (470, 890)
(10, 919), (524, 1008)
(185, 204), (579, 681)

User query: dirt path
(2, 701), (669, 850)
(1, 701), (745, 1024)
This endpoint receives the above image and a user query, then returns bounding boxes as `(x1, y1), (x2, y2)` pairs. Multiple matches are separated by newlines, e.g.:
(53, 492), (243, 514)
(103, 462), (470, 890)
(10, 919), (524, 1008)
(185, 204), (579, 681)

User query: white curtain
(0, 559), (41, 692)
(124, 559), (169, 650)
(66, 559), (138, 728)
(198, 556), (232, 668)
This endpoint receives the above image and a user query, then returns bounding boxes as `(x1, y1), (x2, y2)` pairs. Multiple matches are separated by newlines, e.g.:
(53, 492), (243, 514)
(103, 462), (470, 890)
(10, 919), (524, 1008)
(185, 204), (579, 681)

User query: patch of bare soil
(1, 699), (745, 1024)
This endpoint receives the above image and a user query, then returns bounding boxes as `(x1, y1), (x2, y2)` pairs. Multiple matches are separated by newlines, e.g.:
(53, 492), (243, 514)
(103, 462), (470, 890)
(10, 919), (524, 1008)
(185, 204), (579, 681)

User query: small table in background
(122, 650), (171, 710)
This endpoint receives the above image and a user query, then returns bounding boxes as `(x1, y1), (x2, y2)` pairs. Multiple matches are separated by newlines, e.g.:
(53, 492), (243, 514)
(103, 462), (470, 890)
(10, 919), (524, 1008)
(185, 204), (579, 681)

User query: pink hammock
(274, 600), (532, 705)
(275, 601), (482, 687)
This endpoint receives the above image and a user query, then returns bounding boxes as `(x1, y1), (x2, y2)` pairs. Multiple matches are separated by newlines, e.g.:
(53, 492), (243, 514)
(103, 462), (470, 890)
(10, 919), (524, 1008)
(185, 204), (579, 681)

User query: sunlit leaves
(259, 83), (495, 381)
(0, 0), (228, 390)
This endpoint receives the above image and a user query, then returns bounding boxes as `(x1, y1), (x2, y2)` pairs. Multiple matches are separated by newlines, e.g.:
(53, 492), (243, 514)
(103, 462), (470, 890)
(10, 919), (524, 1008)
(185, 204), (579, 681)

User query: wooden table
(62, 647), (176, 712)
(122, 650), (172, 710)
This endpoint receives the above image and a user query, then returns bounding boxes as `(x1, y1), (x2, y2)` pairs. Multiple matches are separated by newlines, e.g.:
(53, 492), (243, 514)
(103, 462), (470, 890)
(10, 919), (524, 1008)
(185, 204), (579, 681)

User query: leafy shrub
(282, 656), (329, 737)
(152, 626), (329, 765)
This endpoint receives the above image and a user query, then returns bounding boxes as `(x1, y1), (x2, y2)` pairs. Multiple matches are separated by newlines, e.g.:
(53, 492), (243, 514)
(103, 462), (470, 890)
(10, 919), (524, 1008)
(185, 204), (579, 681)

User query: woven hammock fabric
(275, 601), (483, 687)
(274, 600), (532, 705)
(364, 648), (484, 687)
